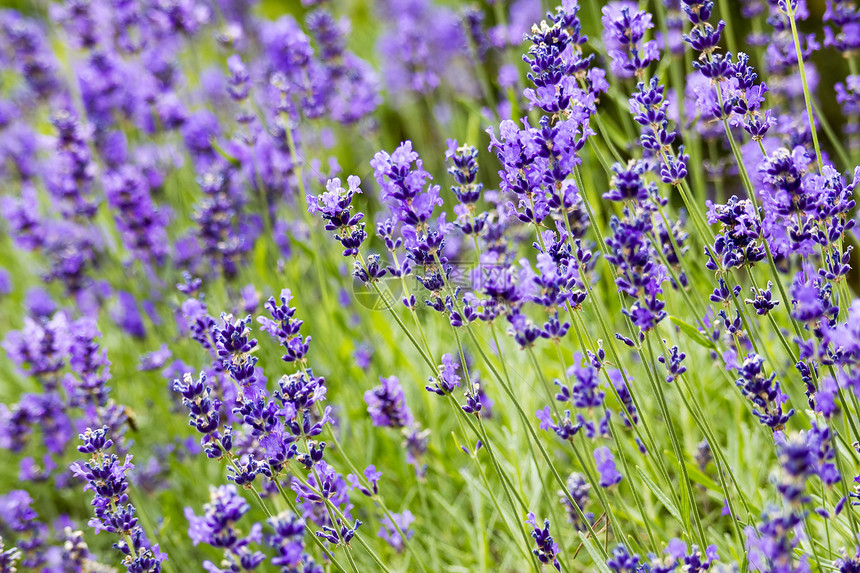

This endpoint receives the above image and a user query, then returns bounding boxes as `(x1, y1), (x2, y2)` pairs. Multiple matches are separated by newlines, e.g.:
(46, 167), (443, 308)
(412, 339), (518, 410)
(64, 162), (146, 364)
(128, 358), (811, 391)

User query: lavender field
(0, 0), (859, 571)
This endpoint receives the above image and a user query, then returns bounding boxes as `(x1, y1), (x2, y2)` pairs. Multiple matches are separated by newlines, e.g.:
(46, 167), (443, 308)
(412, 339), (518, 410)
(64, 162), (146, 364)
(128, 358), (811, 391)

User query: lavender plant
(0, 0), (859, 571)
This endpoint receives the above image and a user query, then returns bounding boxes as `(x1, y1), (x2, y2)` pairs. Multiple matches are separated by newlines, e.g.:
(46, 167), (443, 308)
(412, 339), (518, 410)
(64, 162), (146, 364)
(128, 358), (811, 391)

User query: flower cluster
(186, 484), (265, 572)
(71, 427), (166, 572)
(2, 0), (860, 572)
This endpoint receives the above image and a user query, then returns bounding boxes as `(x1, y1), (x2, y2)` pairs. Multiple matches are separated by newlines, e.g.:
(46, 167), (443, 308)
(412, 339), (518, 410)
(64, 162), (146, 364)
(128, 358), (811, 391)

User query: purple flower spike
(378, 510), (415, 552)
(365, 375), (413, 428)
(593, 446), (622, 487)
(525, 512), (561, 571)
(308, 175), (367, 257)
(72, 426), (167, 572)
(602, 4), (659, 78)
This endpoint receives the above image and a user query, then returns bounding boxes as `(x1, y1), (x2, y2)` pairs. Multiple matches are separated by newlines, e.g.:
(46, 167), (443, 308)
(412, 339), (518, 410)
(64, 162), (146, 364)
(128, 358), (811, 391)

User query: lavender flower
(214, 313), (263, 398)
(0, 490), (47, 568)
(602, 4), (659, 78)
(258, 289), (313, 365)
(308, 176), (366, 257)
(594, 446), (623, 487)
(526, 512), (561, 571)
(605, 207), (668, 333)
(103, 165), (169, 266)
(705, 196), (766, 271)
(657, 345), (687, 383)
(377, 510), (415, 552)
(791, 270), (838, 327)
(375, 0), (464, 95)
(654, 539), (719, 572)
(173, 371), (228, 459)
(607, 544), (641, 572)
(186, 484), (265, 572)
(425, 354), (461, 396)
(71, 426), (167, 572)
(745, 507), (808, 573)
(403, 426), (430, 479)
(0, 538), (21, 571)
(372, 141), (443, 232)
(446, 140), (486, 237)
(736, 353), (794, 430)
(560, 472), (593, 531)
(745, 282), (780, 316)
(267, 511), (321, 572)
(365, 376), (414, 428)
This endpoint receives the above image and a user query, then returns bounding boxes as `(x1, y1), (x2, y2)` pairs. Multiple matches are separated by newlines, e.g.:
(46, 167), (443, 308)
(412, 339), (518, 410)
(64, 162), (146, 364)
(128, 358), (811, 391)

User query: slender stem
(314, 405), (432, 573)
(784, 2), (824, 172)
(717, 0), (738, 55)
(643, 333), (708, 548)
(473, 323), (609, 558)
(527, 345), (626, 545)
(452, 328), (540, 569)
(607, 418), (658, 554)
(285, 119), (333, 316)
(272, 479), (348, 571)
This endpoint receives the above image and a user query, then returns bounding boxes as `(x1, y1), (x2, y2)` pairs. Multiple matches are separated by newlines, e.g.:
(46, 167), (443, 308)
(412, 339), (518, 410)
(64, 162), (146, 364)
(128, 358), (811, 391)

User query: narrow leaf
(669, 316), (715, 349)
(636, 466), (684, 526)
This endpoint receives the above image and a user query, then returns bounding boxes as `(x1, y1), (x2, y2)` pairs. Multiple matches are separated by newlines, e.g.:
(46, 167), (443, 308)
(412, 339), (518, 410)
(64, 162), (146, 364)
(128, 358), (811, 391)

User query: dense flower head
(607, 543), (642, 572)
(214, 313), (262, 396)
(103, 165), (170, 266)
(446, 139), (484, 204)
(192, 166), (256, 279)
(736, 353), (794, 429)
(267, 511), (318, 571)
(372, 141), (443, 230)
(365, 375), (413, 428)
(602, 4), (659, 78)
(173, 371), (233, 460)
(308, 175), (366, 257)
(745, 282), (780, 315)
(605, 207), (668, 333)
(594, 446), (623, 487)
(259, 289), (313, 365)
(823, 299), (860, 376)
(791, 270), (838, 327)
(603, 160), (652, 203)
(682, 0), (724, 54)
(3, 311), (71, 384)
(0, 489), (49, 568)
(260, 10), (378, 124)
(523, 1), (599, 113)
(560, 472), (593, 530)
(526, 512), (561, 571)
(0, 10), (60, 98)
(705, 196), (766, 270)
(557, 354), (605, 408)
(72, 426), (166, 572)
(745, 507), (808, 573)
(186, 484), (265, 572)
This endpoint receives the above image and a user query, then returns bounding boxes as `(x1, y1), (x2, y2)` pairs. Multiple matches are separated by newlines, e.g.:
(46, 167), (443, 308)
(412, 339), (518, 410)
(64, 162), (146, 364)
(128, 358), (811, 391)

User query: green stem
(643, 333), (708, 548)
(784, 2), (824, 172)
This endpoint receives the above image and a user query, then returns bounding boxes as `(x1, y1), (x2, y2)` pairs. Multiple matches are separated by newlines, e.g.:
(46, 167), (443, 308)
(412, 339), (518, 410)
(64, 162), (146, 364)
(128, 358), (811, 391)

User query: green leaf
(682, 459), (721, 493)
(669, 316), (715, 349)
(635, 466), (685, 527)
(577, 531), (613, 573)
